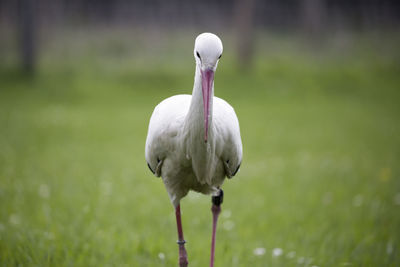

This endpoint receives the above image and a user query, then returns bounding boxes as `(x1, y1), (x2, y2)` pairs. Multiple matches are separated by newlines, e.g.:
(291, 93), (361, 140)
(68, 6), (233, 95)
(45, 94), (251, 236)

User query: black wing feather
(232, 163), (241, 176)
(147, 162), (155, 174)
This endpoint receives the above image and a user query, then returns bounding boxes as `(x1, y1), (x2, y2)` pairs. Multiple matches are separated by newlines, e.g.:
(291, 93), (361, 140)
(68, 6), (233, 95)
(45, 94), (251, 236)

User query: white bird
(145, 32), (243, 267)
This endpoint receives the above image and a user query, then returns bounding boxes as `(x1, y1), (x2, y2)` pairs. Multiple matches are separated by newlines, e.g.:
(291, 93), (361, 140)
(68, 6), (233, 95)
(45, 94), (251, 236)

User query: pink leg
(210, 189), (223, 267)
(175, 204), (188, 267)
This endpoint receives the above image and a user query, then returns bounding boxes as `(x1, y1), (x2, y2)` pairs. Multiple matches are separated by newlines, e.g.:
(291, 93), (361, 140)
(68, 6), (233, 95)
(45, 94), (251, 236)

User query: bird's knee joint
(177, 240), (186, 245)
(212, 188), (224, 206)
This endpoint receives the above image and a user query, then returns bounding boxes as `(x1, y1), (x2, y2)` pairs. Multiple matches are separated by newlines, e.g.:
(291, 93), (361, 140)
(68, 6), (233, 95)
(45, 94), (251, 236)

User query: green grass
(0, 31), (400, 266)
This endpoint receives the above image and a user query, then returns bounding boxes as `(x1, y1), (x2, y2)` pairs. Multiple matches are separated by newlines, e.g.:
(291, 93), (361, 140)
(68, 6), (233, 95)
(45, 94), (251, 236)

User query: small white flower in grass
(322, 192), (332, 205)
(386, 241), (393, 255)
(44, 231), (54, 240)
(352, 194), (363, 207)
(221, 209), (231, 219)
(158, 252), (165, 260)
(100, 181), (113, 196)
(370, 199), (381, 211)
(83, 205), (90, 214)
(9, 214), (20, 225)
(272, 248), (283, 257)
(286, 251), (296, 258)
(394, 193), (400, 206)
(96, 230), (105, 239)
(39, 184), (50, 199)
(223, 220), (235, 231)
(253, 247), (266, 256)
(297, 257), (305, 264)
(311, 265), (319, 267)
(232, 255), (239, 265)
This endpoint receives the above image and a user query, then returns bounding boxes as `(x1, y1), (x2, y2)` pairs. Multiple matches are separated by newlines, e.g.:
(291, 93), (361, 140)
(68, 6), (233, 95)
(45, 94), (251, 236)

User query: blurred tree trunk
(301, 0), (325, 39)
(18, 0), (36, 74)
(233, 0), (256, 70)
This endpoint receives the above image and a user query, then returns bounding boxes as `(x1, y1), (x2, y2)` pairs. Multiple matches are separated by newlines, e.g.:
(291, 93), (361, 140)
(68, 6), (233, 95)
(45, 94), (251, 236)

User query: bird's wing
(213, 97), (243, 178)
(145, 94), (191, 176)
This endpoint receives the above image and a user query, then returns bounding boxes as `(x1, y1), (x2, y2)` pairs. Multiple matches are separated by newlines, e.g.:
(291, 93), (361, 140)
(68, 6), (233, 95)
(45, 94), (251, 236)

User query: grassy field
(0, 31), (399, 266)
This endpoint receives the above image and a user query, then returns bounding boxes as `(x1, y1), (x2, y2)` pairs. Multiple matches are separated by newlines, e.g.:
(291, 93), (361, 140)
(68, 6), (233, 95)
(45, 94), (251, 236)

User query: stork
(145, 32), (243, 267)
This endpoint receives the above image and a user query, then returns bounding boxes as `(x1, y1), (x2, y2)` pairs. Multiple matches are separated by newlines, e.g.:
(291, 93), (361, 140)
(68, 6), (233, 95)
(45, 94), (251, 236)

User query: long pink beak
(201, 69), (214, 143)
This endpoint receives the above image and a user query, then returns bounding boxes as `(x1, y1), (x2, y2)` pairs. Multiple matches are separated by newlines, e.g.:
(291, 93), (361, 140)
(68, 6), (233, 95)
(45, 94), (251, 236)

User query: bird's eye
(218, 54), (222, 59)
(196, 51), (201, 59)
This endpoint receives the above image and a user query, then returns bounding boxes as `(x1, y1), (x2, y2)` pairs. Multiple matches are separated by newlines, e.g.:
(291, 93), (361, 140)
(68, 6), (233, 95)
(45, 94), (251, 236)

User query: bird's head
(194, 32), (223, 71)
(194, 33), (223, 143)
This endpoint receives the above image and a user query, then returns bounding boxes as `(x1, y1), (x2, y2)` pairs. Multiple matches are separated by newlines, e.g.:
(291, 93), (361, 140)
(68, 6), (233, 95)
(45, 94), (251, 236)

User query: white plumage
(145, 33), (243, 207)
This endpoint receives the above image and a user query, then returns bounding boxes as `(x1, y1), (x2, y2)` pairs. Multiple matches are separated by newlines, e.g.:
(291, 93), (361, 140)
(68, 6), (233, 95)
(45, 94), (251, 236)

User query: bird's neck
(183, 65), (217, 184)
(185, 65), (214, 141)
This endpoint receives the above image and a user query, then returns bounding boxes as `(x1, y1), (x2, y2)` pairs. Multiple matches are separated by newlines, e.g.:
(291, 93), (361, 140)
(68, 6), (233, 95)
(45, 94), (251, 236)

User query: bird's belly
(160, 155), (226, 206)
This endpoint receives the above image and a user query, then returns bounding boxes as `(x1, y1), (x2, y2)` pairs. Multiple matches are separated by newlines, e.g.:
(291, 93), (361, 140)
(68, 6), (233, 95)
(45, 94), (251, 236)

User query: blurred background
(0, 0), (399, 266)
